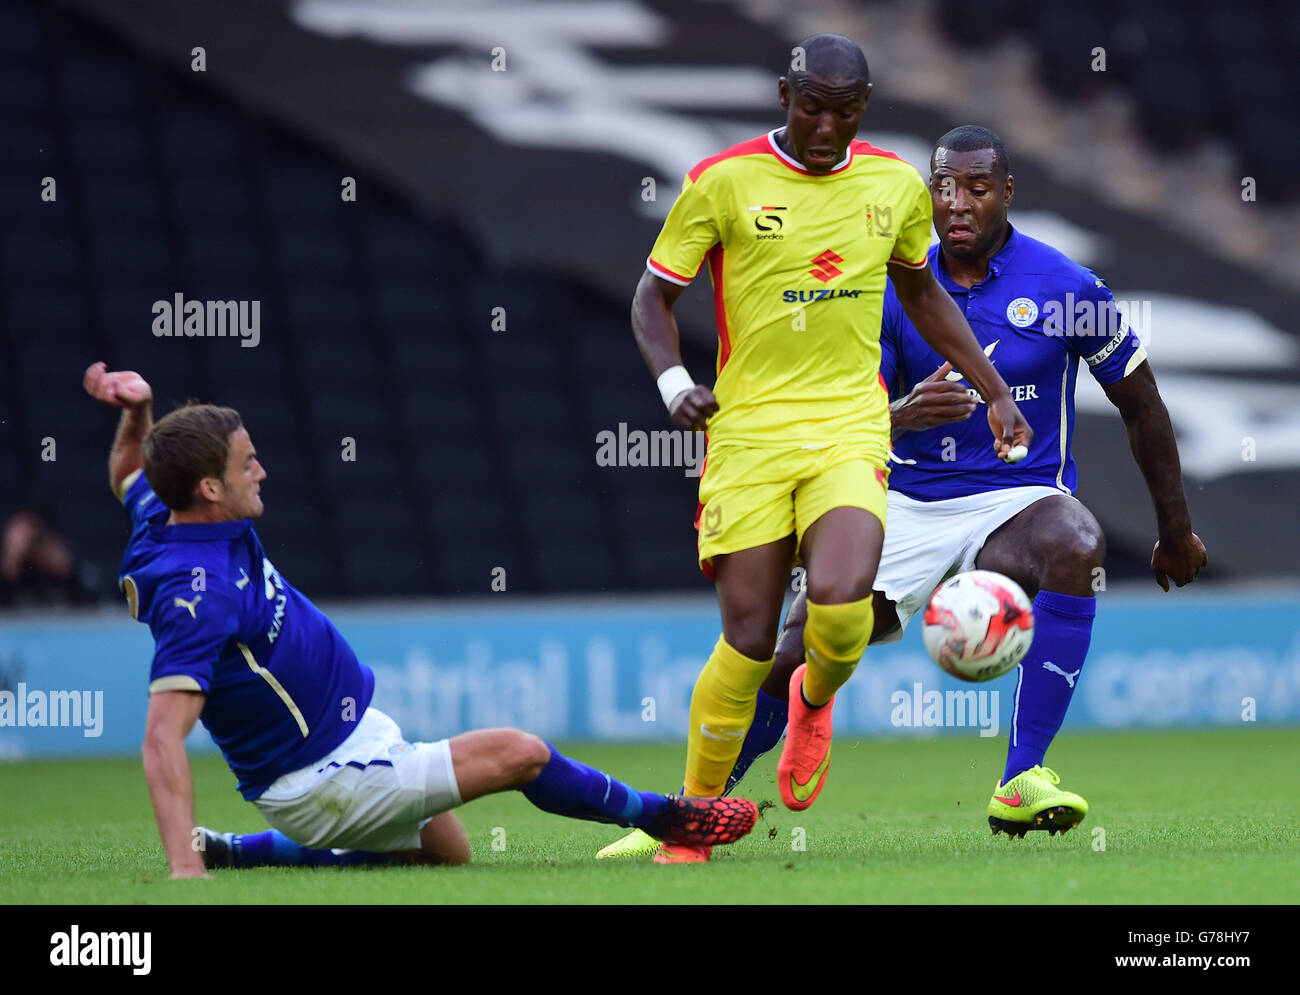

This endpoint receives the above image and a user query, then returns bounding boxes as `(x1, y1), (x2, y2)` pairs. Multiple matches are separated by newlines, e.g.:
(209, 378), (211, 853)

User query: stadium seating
(0, 0), (709, 599)
(934, 0), (1300, 199)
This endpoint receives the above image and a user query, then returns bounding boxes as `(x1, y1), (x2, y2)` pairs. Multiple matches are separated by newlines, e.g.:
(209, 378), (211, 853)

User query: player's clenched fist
(668, 385), (719, 432)
(83, 361), (152, 409)
(1151, 531), (1208, 592)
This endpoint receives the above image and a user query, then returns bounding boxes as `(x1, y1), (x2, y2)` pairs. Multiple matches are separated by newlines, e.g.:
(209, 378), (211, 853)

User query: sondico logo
(50, 926), (151, 975)
(750, 204), (786, 240)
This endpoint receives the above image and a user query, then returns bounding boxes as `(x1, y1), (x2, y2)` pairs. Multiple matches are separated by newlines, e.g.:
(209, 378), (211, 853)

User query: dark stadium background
(1, 0), (1296, 605)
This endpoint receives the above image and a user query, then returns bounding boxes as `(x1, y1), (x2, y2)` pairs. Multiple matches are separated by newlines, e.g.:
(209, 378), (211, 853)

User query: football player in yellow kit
(630, 34), (1030, 862)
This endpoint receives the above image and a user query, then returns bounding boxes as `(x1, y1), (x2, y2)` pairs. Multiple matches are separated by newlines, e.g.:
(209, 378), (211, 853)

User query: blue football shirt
(118, 472), (375, 800)
(880, 225), (1146, 500)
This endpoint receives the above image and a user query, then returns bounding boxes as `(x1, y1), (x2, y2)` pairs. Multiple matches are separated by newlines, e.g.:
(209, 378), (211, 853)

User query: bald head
(788, 34), (870, 93)
(776, 34), (872, 174)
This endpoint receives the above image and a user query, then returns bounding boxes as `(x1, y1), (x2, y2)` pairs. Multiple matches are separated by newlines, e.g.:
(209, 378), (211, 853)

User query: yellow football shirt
(648, 129), (932, 449)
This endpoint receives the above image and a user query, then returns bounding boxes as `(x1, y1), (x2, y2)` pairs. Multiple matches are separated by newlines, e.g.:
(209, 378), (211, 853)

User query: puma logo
(946, 339), (1000, 382)
(173, 595), (201, 619)
(699, 724), (745, 743)
(235, 568), (251, 590)
(1041, 661), (1081, 687)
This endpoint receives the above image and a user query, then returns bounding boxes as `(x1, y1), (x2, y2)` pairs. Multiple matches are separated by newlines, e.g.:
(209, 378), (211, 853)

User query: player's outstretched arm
(888, 262), (1031, 460)
(1102, 361), (1207, 590)
(83, 362), (154, 500)
(631, 271), (718, 431)
(141, 689), (208, 879)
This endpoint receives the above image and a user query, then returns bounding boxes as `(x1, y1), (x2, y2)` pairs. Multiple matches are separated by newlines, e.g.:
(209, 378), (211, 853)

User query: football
(921, 570), (1035, 682)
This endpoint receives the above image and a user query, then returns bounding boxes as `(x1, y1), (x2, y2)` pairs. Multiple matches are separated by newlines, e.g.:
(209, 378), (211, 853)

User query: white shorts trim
(253, 707), (461, 852)
(873, 485), (1071, 640)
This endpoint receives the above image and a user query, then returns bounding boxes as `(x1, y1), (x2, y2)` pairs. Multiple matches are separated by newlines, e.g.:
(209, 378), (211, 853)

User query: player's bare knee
(724, 607), (780, 660)
(733, 633), (777, 661)
(805, 573), (873, 606)
(504, 731), (550, 783)
(1037, 507), (1105, 589)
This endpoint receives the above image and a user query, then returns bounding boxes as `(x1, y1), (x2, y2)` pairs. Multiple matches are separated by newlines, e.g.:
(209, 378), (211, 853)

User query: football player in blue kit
(752, 125), (1207, 835)
(84, 362), (757, 878)
(598, 126), (1206, 856)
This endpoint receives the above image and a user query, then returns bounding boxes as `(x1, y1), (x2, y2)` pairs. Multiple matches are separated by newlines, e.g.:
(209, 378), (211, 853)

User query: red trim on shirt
(888, 254), (929, 269)
(646, 257), (694, 285)
(693, 442), (714, 581)
(688, 136), (772, 182)
(686, 134), (909, 187)
(879, 370), (892, 437)
(707, 244), (731, 372)
(850, 139), (906, 163)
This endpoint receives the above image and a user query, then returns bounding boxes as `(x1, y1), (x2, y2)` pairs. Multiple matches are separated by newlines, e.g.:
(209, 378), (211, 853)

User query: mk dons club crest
(864, 204), (893, 238)
(702, 504), (722, 539)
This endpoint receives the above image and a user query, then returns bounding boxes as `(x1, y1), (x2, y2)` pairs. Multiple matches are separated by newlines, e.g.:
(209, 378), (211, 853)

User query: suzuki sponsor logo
(809, 249), (844, 283)
(781, 288), (867, 303)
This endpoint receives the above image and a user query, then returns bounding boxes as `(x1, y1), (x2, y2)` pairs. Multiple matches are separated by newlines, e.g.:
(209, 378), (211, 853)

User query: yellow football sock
(802, 595), (873, 706)
(683, 635), (773, 797)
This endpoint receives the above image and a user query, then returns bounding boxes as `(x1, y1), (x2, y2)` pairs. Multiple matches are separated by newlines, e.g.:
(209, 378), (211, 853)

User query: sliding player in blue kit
(598, 126), (1205, 856)
(84, 362), (756, 878)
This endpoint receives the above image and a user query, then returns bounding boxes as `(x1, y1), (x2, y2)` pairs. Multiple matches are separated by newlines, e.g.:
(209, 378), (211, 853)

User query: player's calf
(195, 827), (391, 869)
(415, 811), (471, 865)
(763, 588), (898, 701)
(801, 594), (873, 704)
(978, 496), (1103, 786)
(507, 738), (760, 855)
(763, 590), (809, 698)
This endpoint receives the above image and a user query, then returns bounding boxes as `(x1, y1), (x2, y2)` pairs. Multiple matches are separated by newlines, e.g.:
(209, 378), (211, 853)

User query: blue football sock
(231, 829), (389, 867)
(725, 688), (787, 793)
(1004, 590), (1095, 784)
(521, 744), (669, 832)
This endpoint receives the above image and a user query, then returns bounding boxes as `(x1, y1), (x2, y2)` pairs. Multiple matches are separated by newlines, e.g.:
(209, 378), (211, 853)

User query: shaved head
(788, 33), (870, 93)
(776, 34), (872, 174)
(932, 125), (1011, 182)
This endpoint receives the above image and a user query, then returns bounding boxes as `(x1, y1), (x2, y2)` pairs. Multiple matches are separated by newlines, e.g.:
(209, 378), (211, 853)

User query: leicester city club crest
(1006, 297), (1038, 327)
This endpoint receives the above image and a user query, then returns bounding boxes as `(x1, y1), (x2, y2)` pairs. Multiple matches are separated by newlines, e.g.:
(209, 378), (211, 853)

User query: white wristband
(656, 365), (696, 410)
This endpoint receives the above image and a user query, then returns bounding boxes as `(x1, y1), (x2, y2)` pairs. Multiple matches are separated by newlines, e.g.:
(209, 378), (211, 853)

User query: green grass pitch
(3, 728), (1297, 905)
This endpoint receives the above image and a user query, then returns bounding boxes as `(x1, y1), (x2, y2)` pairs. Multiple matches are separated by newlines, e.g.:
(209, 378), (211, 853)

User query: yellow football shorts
(694, 440), (890, 579)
